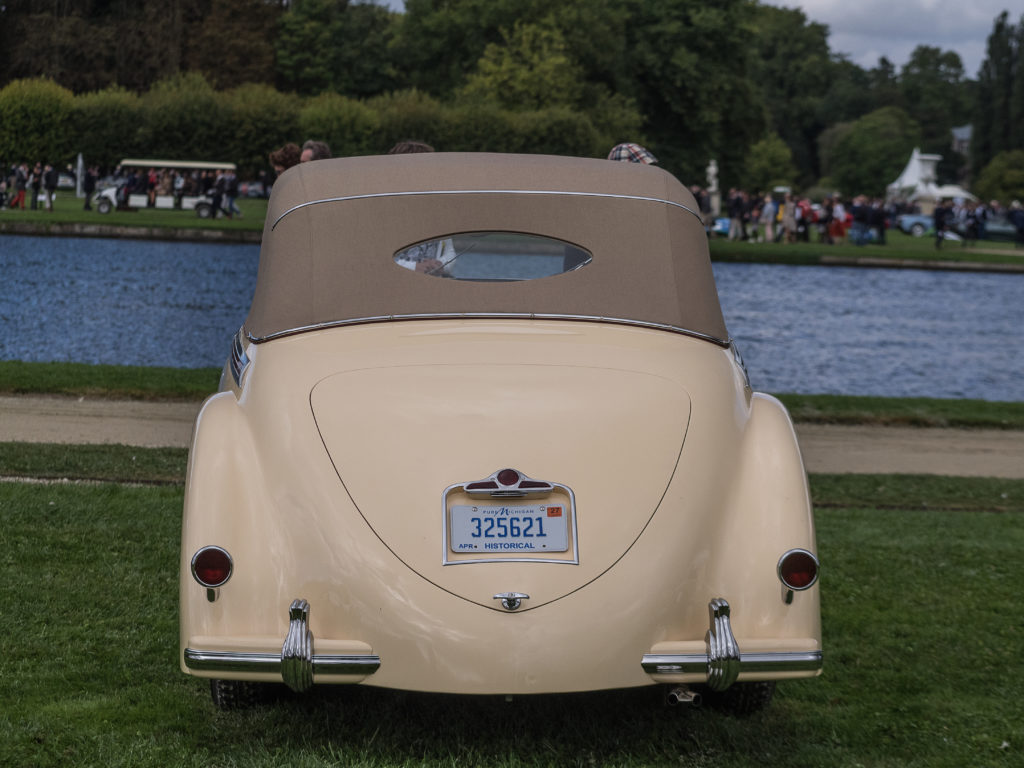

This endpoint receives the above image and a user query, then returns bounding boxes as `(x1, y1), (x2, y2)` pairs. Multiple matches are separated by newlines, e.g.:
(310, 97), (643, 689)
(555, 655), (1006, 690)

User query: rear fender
(180, 392), (282, 668)
(706, 393), (820, 640)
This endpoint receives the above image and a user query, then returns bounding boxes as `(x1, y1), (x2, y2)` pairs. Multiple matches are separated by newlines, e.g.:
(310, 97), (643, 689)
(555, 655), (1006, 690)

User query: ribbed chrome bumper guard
(184, 598), (380, 692)
(641, 598), (822, 691)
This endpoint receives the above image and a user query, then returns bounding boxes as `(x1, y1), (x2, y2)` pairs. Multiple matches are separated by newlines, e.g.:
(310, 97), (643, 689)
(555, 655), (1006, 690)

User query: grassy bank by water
(0, 191), (266, 233)
(709, 229), (1024, 269)
(0, 473), (1020, 767)
(0, 360), (221, 401)
(4, 192), (1023, 270)
(3, 359), (1022, 430)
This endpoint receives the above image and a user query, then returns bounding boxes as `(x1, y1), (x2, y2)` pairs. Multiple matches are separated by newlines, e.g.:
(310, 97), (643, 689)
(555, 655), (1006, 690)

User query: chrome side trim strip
(183, 649), (382, 676)
(247, 314), (731, 348)
(271, 189), (703, 231)
(641, 651), (823, 676)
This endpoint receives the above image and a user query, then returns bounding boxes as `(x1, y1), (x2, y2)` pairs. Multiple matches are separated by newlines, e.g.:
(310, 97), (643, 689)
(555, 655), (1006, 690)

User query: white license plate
(450, 504), (569, 553)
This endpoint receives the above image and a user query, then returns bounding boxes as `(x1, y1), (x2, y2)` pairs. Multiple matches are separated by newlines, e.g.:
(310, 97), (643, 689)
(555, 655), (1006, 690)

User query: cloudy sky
(759, 0), (1014, 76)
(378, 1), (1016, 78)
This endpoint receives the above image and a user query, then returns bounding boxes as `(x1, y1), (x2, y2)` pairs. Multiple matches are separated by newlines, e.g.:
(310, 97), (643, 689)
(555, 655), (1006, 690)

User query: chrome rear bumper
(183, 598), (380, 691)
(641, 598), (822, 690)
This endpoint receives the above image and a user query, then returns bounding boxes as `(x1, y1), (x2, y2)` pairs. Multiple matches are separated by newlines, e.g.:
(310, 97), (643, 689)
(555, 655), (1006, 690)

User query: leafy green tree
(617, 0), (764, 184)
(816, 121), (853, 180)
(390, 0), (537, 97)
(900, 46), (970, 153)
(747, 4), (832, 185)
(868, 57), (903, 109)
(828, 106), (921, 197)
(973, 149), (1024, 204)
(186, 0), (278, 90)
(276, 0), (398, 97)
(972, 12), (1024, 173)
(275, 0), (344, 95)
(0, 78), (75, 165)
(328, 2), (399, 98)
(743, 133), (798, 193)
(459, 22), (582, 110)
(0, 2), (116, 93)
(819, 56), (875, 126)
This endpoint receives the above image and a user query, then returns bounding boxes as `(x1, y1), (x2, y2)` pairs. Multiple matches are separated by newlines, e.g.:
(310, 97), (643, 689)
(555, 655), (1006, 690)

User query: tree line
(1, 0), (1023, 201)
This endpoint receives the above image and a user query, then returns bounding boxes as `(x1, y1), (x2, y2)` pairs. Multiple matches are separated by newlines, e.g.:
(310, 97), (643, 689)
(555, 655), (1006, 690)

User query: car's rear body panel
(181, 320), (819, 694)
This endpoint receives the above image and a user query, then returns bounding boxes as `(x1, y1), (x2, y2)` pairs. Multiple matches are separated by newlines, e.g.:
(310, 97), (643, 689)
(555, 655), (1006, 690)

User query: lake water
(2, 234), (1022, 401)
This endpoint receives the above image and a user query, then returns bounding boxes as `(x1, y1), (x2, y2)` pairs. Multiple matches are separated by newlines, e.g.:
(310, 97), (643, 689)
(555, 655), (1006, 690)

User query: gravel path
(2, 395), (1023, 478)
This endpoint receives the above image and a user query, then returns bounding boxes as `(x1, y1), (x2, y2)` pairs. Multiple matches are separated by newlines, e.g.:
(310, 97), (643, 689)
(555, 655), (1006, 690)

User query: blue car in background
(895, 214), (933, 237)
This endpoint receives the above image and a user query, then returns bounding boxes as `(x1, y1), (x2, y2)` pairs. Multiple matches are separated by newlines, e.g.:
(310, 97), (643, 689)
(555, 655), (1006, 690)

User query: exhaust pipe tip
(666, 686), (702, 708)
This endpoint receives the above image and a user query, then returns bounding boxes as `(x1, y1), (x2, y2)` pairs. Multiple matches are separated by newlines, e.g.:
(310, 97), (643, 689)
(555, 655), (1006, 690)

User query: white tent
(887, 148), (976, 211)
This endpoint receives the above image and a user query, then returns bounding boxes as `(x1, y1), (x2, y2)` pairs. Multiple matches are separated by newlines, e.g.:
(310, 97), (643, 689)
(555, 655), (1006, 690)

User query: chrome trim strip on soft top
(271, 189), (703, 231)
(183, 648), (381, 677)
(246, 313), (732, 348)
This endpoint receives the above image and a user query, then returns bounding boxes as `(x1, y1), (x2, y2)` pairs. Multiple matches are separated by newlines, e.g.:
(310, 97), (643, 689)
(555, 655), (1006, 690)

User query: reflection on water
(2, 235), (1021, 401)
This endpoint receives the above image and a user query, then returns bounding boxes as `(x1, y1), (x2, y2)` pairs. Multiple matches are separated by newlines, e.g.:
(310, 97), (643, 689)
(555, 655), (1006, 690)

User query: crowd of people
(717, 188), (1024, 248)
(932, 198), (1024, 248)
(0, 160), (250, 218)
(0, 161), (76, 212)
(6, 143), (1024, 249)
(719, 189), (899, 246)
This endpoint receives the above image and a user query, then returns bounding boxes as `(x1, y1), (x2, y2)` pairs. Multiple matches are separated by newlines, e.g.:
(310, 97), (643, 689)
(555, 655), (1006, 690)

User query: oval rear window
(394, 232), (591, 281)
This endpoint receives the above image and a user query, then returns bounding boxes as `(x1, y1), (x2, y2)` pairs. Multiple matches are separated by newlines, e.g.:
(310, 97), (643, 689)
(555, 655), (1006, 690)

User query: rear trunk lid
(310, 361), (690, 610)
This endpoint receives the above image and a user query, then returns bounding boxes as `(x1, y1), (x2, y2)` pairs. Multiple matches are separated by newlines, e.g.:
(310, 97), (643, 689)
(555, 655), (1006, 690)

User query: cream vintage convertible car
(181, 153), (821, 712)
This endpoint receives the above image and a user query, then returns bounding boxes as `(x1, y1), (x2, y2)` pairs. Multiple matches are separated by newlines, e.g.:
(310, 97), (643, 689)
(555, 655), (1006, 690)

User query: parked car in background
(181, 153), (822, 714)
(238, 180), (267, 198)
(895, 213), (933, 237)
(954, 214), (1019, 242)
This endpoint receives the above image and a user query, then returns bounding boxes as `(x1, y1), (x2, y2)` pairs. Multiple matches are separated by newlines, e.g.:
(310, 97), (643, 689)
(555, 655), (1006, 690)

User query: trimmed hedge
(0, 78), (75, 165)
(2, 75), (624, 176)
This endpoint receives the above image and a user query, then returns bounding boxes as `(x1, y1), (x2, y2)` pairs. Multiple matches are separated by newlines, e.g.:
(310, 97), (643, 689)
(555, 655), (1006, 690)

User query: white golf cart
(94, 159), (235, 218)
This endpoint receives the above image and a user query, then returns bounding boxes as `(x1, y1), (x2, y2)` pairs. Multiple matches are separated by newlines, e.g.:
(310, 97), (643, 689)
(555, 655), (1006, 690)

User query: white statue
(706, 159), (718, 193)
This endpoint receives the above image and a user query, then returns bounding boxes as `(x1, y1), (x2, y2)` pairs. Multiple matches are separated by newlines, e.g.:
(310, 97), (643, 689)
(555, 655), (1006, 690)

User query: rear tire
(700, 681), (775, 716)
(209, 679), (266, 710)
(910, 222), (925, 237)
(195, 202), (213, 219)
(96, 198), (112, 214)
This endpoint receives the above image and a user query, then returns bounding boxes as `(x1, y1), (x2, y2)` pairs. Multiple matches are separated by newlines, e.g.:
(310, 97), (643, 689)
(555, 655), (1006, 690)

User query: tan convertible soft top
(244, 153), (728, 344)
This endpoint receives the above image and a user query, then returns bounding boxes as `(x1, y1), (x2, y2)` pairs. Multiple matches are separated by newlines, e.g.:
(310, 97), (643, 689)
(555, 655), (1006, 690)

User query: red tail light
(777, 549), (819, 590)
(191, 546), (233, 588)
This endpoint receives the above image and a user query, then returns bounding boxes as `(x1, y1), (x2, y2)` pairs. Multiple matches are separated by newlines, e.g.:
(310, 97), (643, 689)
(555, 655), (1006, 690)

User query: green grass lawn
(4, 192), (1022, 268)
(1, 473), (1021, 767)
(0, 189), (266, 232)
